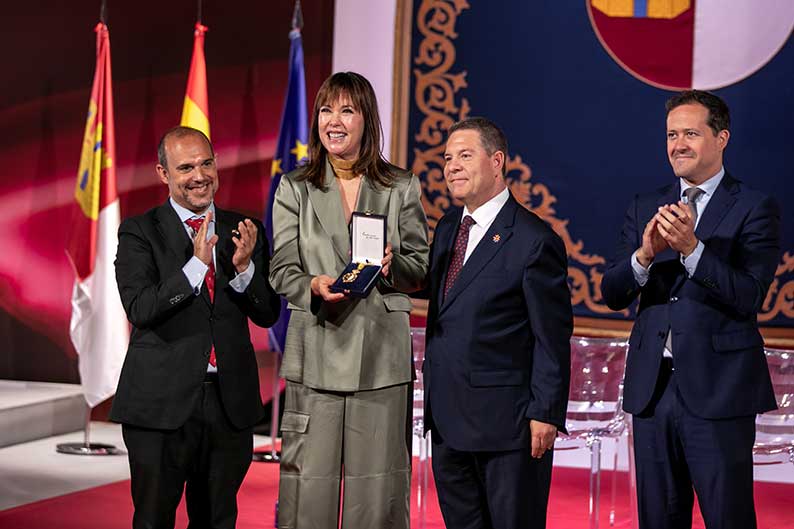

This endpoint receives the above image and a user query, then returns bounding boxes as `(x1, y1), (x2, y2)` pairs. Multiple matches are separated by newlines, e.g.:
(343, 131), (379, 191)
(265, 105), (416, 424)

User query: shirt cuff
(183, 257), (209, 295)
(681, 241), (704, 277)
(631, 251), (650, 287)
(229, 261), (255, 293)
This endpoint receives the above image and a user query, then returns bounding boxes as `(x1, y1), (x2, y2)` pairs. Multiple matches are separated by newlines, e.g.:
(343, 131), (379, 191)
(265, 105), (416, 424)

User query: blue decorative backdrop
(406, 1), (794, 331)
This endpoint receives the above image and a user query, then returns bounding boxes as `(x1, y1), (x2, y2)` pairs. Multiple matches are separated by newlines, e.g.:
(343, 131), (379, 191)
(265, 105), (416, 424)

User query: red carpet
(1, 459), (792, 528)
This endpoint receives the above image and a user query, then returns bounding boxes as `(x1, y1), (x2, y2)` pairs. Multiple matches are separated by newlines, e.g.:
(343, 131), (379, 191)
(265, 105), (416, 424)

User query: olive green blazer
(269, 161), (429, 391)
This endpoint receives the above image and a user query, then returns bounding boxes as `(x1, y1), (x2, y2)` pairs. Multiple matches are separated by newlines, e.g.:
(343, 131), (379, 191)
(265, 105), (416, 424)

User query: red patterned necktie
(185, 216), (216, 367)
(444, 215), (475, 299)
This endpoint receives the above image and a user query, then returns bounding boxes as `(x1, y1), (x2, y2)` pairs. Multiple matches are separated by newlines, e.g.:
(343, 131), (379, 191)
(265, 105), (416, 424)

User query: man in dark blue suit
(601, 91), (780, 529)
(423, 117), (572, 529)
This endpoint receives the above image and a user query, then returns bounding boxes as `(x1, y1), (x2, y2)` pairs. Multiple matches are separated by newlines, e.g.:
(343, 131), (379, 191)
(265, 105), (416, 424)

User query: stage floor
(0, 422), (792, 528)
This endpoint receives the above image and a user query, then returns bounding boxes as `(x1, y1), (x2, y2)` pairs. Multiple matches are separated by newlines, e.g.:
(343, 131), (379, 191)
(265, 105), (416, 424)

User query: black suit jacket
(110, 201), (280, 430)
(601, 173), (779, 418)
(423, 193), (573, 452)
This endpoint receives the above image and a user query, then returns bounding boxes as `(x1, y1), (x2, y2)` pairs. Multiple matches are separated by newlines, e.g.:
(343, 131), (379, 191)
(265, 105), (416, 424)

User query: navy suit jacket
(111, 202), (281, 431)
(601, 173), (779, 418)
(423, 193), (573, 452)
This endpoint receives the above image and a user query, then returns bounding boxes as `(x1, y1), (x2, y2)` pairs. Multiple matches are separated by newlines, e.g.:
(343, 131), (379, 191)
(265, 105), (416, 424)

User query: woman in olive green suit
(270, 72), (429, 529)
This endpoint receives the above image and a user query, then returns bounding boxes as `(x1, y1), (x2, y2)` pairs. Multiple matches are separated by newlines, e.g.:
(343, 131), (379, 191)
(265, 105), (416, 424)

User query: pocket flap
(712, 329), (763, 352)
(280, 411), (310, 433)
(470, 369), (524, 387)
(383, 294), (413, 312)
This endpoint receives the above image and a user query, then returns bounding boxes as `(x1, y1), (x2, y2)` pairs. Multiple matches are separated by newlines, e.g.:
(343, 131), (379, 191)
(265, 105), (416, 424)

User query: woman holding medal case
(269, 71), (429, 529)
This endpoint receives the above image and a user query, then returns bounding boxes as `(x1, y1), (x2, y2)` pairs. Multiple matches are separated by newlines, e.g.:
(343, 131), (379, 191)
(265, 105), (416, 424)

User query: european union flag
(264, 20), (308, 354)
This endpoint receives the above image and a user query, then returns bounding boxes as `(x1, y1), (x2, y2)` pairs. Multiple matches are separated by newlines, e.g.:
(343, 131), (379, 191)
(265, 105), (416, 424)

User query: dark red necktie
(185, 216), (216, 367)
(444, 215), (475, 299)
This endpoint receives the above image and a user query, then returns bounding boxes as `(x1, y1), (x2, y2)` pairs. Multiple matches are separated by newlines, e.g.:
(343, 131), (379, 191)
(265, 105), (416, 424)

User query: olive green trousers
(277, 380), (412, 529)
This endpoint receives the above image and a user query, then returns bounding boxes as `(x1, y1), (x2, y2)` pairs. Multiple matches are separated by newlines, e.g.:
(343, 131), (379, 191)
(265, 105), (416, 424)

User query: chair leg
(627, 415), (639, 529)
(609, 436), (620, 526)
(589, 437), (602, 529)
(414, 431), (430, 528)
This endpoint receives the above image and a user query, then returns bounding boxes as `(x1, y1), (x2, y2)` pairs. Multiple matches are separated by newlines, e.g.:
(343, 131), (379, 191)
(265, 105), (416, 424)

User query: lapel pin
(492, 234), (501, 243)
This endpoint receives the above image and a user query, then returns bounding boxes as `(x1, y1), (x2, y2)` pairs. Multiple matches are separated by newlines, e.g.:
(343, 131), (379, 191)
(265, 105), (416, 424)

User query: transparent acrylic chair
(410, 327), (431, 527)
(753, 347), (794, 465)
(556, 336), (629, 529)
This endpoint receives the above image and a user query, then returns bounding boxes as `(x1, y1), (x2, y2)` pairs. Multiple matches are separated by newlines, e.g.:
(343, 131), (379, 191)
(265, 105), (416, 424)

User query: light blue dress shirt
(629, 167), (725, 357)
(630, 167), (725, 285)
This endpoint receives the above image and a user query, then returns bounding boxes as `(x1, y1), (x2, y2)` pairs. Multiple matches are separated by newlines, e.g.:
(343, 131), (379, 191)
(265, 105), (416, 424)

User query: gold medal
(342, 262), (366, 283)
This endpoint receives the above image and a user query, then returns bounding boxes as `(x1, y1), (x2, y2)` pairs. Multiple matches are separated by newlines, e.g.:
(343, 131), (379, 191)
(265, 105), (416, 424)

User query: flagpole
(180, 2), (210, 137)
(58, 2), (126, 456)
(56, 403), (119, 455)
(253, 0), (306, 464)
(252, 359), (282, 463)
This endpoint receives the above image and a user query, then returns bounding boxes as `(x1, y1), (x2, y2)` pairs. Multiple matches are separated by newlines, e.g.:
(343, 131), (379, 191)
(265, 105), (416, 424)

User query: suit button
(670, 296), (678, 303)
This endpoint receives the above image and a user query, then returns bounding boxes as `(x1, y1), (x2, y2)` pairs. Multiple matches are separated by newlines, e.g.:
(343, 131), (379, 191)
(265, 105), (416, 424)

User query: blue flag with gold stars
(265, 23), (308, 354)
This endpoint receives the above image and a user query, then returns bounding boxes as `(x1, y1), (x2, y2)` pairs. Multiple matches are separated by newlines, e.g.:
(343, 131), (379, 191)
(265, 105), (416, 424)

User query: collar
(463, 187), (510, 227)
(328, 156), (358, 181)
(680, 166), (724, 199)
(169, 198), (216, 224)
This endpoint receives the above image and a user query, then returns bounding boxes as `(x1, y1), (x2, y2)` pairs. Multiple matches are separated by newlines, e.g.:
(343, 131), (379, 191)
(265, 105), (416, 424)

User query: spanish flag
(180, 22), (210, 138)
(66, 22), (129, 408)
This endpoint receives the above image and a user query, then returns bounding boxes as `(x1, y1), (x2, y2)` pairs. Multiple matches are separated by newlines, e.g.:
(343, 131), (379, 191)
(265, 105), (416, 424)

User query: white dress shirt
(460, 187), (510, 265)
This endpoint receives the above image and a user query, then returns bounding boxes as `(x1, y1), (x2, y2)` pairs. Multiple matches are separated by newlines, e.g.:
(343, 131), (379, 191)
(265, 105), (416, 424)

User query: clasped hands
(311, 243), (394, 303)
(192, 211), (258, 274)
(636, 201), (698, 268)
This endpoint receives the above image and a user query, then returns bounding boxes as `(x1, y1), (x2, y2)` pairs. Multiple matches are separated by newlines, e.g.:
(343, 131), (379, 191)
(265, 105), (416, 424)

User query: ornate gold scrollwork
(411, 0), (620, 315)
(760, 252), (794, 322)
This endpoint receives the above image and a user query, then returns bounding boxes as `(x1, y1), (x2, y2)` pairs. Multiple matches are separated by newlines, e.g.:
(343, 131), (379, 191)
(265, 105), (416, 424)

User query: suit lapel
(655, 175), (739, 294)
(656, 181), (680, 209)
(307, 160), (350, 264)
(440, 196), (516, 313)
(695, 172), (738, 242)
(433, 211), (461, 306)
(155, 201), (214, 309)
(155, 201), (194, 265)
(356, 177), (392, 218)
